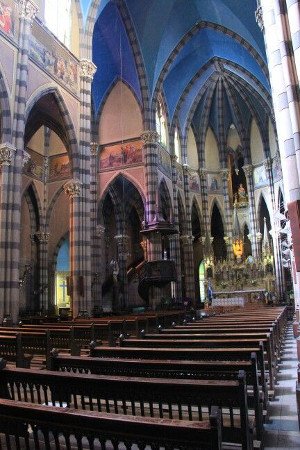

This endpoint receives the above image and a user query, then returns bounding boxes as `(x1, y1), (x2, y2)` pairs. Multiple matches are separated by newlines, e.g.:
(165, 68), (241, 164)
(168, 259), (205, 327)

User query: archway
(211, 203), (227, 261)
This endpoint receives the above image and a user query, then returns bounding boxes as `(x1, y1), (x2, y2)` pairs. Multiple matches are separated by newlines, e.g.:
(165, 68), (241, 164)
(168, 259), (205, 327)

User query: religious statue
(237, 183), (247, 201)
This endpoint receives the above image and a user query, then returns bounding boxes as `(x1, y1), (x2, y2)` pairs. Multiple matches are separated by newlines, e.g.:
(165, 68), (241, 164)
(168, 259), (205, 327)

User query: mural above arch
(99, 139), (143, 171)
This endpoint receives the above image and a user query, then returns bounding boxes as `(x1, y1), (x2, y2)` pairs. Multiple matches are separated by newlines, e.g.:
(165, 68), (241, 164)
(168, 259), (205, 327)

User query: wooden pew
(139, 331), (276, 392)
(47, 351), (264, 440)
(0, 335), (32, 368)
(90, 344), (268, 410)
(0, 398), (222, 450)
(0, 363), (253, 450)
(119, 336), (275, 394)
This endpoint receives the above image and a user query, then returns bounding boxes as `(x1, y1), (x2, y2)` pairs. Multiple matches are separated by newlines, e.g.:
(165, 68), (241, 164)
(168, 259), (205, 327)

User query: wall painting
(99, 140), (143, 171)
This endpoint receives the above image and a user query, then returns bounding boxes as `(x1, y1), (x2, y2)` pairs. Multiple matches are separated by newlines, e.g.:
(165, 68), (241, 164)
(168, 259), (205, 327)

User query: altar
(212, 297), (245, 307)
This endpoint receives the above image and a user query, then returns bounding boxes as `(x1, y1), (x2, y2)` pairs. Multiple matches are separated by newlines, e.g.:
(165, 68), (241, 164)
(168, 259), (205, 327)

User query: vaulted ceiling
(86, 0), (272, 144)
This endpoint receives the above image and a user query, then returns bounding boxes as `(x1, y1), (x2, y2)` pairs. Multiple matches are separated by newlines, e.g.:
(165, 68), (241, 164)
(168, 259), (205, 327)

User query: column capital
(0, 143), (16, 166)
(141, 130), (159, 145)
(263, 157), (272, 171)
(220, 168), (229, 181)
(90, 142), (99, 156)
(242, 164), (253, 177)
(35, 231), (50, 243)
(79, 59), (97, 80)
(95, 224), (105, 237)
(19, 0), (38, 22)
(22, 150), (31, 167)
(63, 179), (82, 198)
(255, 6), (264, 32)
(180, 235), (193, 245)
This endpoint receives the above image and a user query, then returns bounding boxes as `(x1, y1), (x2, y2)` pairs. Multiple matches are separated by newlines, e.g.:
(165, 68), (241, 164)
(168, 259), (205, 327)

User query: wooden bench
(0, 398), (222, 450)
(90, 344), (268, 410)
(119, 336), (275, 394)
(0, 335), (32, 368)
(47, 350), (264, 440)
(0, 363), (253, 449)
(138, 332), (276, 392)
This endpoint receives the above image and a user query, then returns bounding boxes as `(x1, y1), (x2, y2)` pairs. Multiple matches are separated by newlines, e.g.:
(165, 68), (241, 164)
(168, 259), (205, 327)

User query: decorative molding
(0, 143), (16, 166)
(79, 59), (97, 80)
(35, 231), (50, 243)
(90, 142), (99, 156)
(95, 224), (105, 237)
(63, 179), (82, 198)
(220, 168), (229, 181)
(22, 150), (31, 168)
(263, 158), (272, 171)
(19, 0), (38, 22)
(242, 164), (253, 178)
(141, 130), (159, 145)
(255, 6), (264, 32)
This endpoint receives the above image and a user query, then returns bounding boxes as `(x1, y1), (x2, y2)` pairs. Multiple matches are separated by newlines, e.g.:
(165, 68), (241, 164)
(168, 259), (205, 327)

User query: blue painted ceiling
(91, 0), (270, 139)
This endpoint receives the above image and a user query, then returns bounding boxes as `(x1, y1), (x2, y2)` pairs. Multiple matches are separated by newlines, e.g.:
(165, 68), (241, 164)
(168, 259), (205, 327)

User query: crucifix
(59, 279), (67, 303)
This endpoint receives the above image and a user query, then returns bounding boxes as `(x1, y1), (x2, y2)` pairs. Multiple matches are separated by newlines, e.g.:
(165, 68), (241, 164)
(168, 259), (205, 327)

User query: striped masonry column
(0, 143), (17, 321)
(90, 142), (100, 313)
(8, 0), (38, 322)
(77, 59), (97, 316)
(264, 157), (285, 298)
(170, 154), (182, 301)
(242, 164), (260, 258)
(259, 1), (300, 201)
(115, 234), (129, 310)
(274, 1), (300, 175)
(63, 179), (83, 318)
(34, 231), (50, 312)
(140, 130), (161, 261)
(199, 168), (210, 241)
(182, 164), (195, 303)
(220, 168), (234, 260)
(92, 224), (105, 311)
(286, 0), (300, 77)
(33, 128), (51, 312)
(141, 130), (160, 226)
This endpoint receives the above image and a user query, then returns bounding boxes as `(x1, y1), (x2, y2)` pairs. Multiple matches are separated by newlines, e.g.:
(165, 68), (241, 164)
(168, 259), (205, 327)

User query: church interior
(0, 0), (296, 321)
(0, 0), (299, 448)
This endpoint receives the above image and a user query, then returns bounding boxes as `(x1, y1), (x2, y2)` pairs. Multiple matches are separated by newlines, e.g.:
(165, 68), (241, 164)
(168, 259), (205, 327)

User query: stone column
(115, 234), (129, 310)
(259, 1), (300, 201)
(74, 59), (97, 316)
(220, 168), (233, 260)
(264, 157), (284, 298)
(34, 231), (50, 313)
(90, 142), (100, 314)
(243, 164), (259, 258)
(199, 168), (209, 233)
(170, 155), (182, 301)
(182, 165), (195, 302)
(4, 1), (38, 323)
(92, 224), (105, 313)
(63, 179), (82, 318)
(0, 143), (17, 321)
(286, 0), (300, 77)
(141, 130), (160, 227)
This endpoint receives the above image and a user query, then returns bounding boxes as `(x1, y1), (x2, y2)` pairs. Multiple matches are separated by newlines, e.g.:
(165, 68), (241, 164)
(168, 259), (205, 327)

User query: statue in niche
(238, 183), (247, 201)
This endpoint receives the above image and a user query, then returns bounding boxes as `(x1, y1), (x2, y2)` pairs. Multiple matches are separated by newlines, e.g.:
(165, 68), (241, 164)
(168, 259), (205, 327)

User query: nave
(0, 305), (297, 449)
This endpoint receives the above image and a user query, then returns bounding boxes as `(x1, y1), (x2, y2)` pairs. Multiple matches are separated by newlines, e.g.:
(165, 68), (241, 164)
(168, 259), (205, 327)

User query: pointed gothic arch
(25, 86), (79, 174)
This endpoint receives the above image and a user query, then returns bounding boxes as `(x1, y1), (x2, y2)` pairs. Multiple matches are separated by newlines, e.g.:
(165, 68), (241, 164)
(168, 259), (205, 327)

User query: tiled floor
(264, 323), (300, 449)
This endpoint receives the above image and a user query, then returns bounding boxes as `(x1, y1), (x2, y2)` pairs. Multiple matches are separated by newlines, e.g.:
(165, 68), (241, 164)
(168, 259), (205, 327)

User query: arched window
(156, 100), (167, 146)
(45, 0), (72, 49)
(174, 128), (181, 162)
